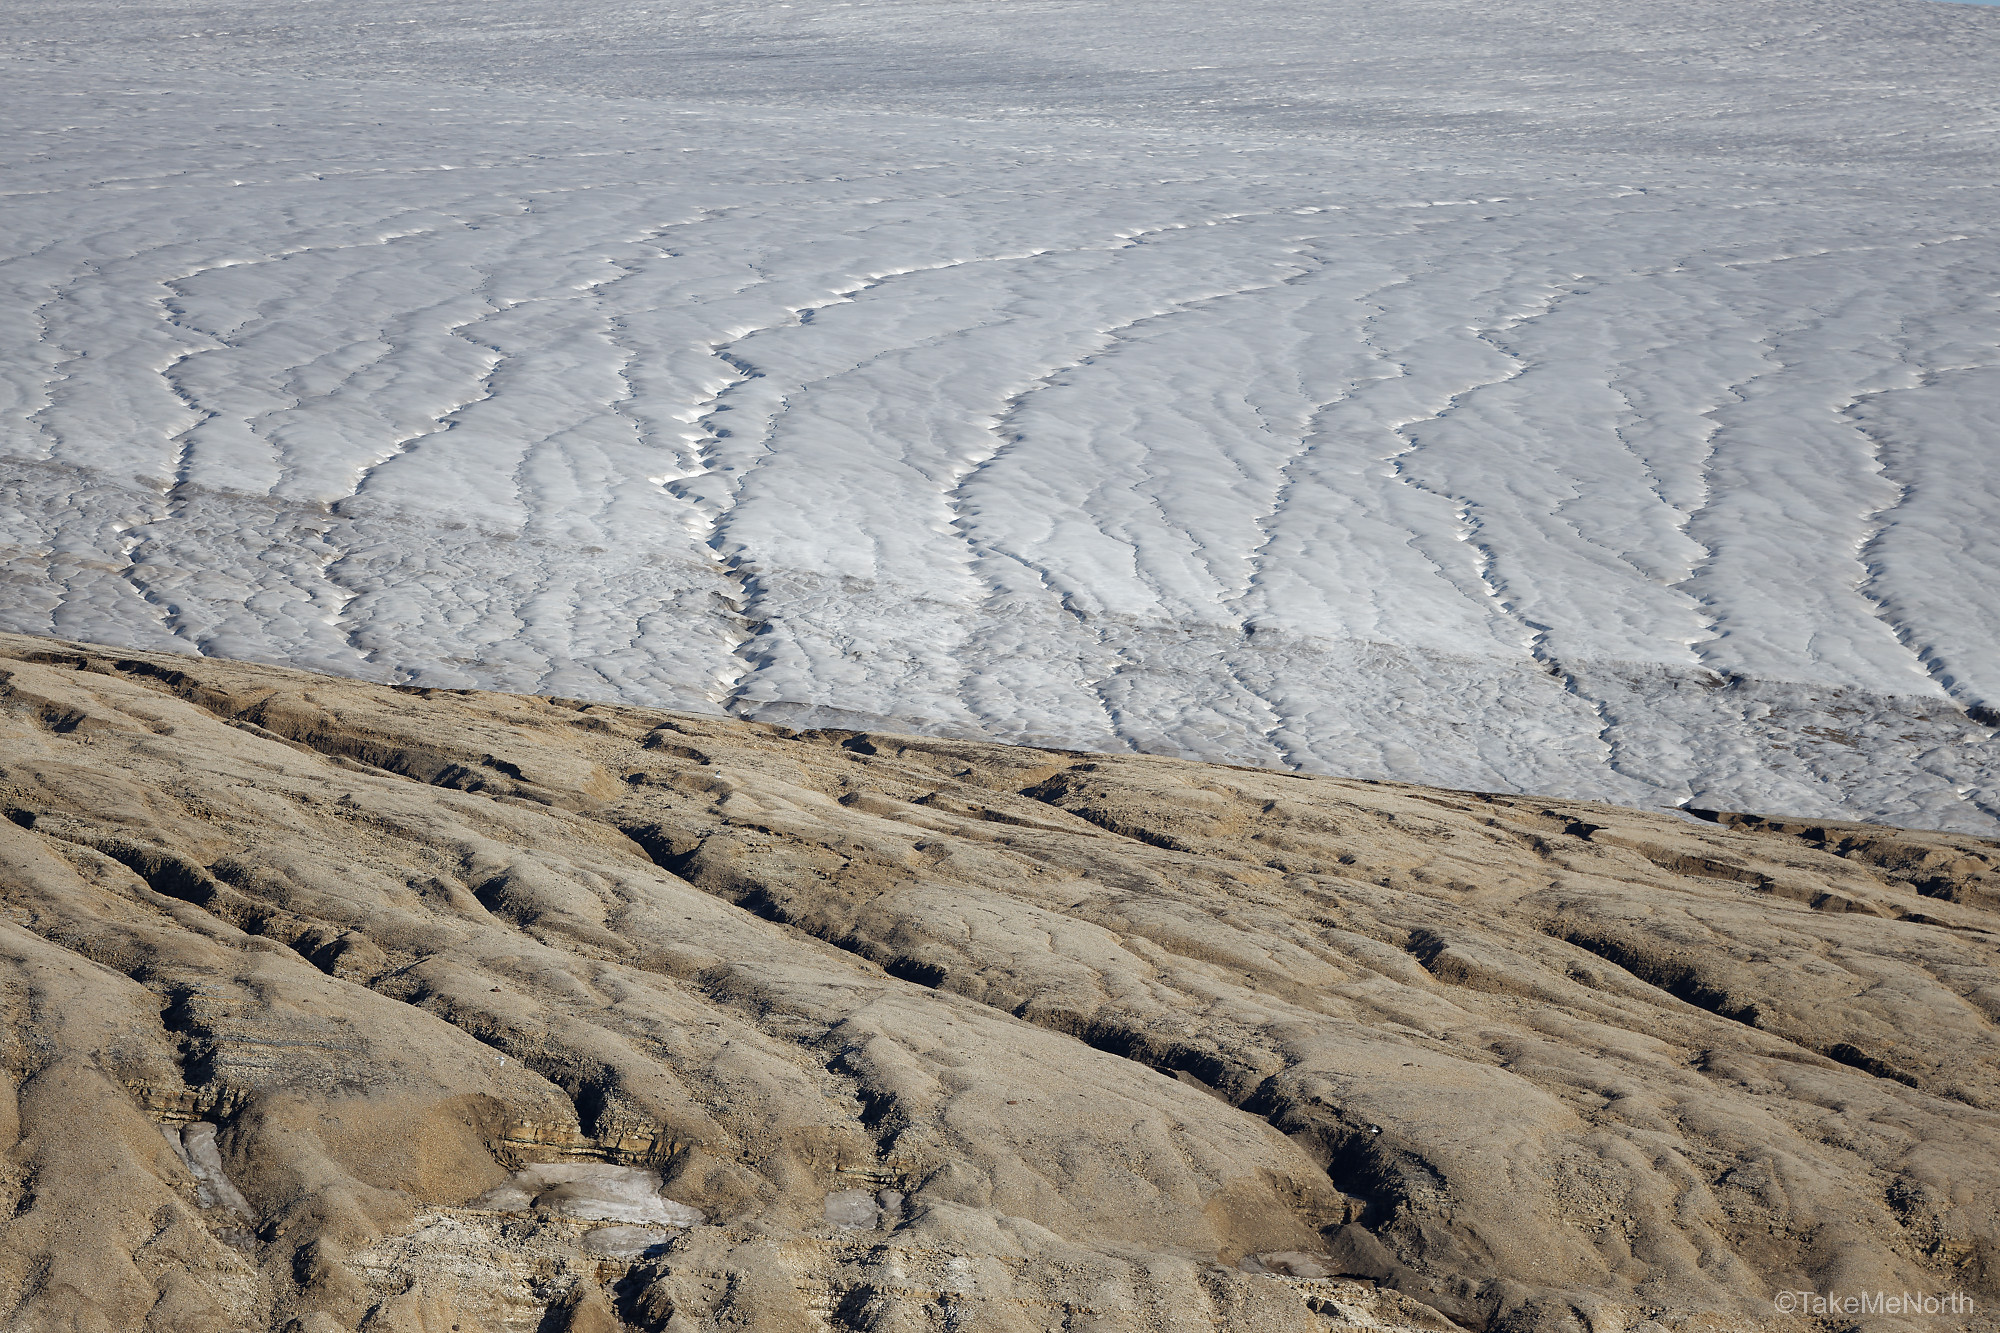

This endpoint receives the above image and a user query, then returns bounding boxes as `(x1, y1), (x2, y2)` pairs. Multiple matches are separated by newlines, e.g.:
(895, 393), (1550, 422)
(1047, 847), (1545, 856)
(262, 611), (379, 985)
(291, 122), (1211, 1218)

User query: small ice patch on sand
(583, 1224), (677, 1258)
(475, 1163), (703, 1225)
(164, 1122), (255, 1221)
(1240, 1251), (1335, 1278)
(824, 1189), (880, 1230)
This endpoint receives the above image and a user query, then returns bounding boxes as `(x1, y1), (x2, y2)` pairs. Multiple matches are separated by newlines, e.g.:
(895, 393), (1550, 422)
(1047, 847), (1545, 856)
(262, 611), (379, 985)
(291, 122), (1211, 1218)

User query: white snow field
(4, 0), (1999, 831)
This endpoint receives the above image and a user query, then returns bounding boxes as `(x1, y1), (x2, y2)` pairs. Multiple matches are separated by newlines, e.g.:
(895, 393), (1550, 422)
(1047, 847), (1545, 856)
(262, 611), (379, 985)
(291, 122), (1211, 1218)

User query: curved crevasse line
(115, 265), (230, 645)
(1380, 284), (1568, 636)
(1486, 284), (1752, 793)
(688, 247), (1074, 512)
(267, 337), (397, 496)
(589, 305), (660, 692)
(315, 303), (503, 505)
(1673, 292), (1845, 673)
(152, 264), (240, 506)
(11, 245), (95, 468)
(1591, 287), (1827, 788)
(1235, 265), (1412, 604)
(662, 239), (1077, 707)
(510, 272), (690, 698)
(662, 323), (780, 709)
(1844, 359), (2000, 721)
(1832, 239), (1991, 696)
(251, 212), (533, 506)
(320, 208), (693, 672)
(1639, 300), (1994, 819)
(342, 258), (542, 506)
(157, 225), (456, 496)
(1377, 282), (1646, 780)
(1551, 277), (1719, 580)
(1118, 252), (1332, 611)
(1634, 290), (1984, 808)
(1223, 262), (1415, 770)
(1662, 275), (1967, 715)
(154, 224), (448, 499)
(688, 221), (1268, 713)
(109, 224), (450, 654)
(1599, 279), (1704, 544)
(939, 253), (1322, 748)
(321, 304), (509, 662)
(1668, 377), (1764, 681)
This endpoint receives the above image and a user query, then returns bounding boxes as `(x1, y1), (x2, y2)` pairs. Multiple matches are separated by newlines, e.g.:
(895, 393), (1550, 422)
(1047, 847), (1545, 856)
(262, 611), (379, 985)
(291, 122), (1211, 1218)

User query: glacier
(2, 0), (1997, 831)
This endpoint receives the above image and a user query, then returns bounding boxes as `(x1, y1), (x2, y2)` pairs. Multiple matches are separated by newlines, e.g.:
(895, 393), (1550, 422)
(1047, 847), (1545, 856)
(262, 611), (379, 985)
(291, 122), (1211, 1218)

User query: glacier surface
(3, 0), (1998, 831)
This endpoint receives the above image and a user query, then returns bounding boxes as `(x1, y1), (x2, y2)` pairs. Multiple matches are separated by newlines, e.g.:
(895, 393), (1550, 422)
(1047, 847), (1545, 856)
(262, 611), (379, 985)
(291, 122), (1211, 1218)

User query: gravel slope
(0, 632), (1994, 1331)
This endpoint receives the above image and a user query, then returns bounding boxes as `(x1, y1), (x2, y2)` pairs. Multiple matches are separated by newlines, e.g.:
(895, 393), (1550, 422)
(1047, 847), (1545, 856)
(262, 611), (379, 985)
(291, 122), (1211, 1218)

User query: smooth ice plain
(3, 0), (1998, 832)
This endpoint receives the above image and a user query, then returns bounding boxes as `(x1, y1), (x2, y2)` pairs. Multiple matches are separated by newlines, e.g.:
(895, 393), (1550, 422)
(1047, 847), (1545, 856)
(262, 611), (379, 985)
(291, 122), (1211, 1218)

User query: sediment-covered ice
(475, 1163), (704, 1226)
(2, 0), (1997, 830)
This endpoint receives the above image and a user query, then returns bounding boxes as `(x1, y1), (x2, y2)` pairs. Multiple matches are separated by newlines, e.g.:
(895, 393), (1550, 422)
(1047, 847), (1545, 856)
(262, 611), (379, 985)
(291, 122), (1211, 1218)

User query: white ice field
(4, 0), (1999, 832)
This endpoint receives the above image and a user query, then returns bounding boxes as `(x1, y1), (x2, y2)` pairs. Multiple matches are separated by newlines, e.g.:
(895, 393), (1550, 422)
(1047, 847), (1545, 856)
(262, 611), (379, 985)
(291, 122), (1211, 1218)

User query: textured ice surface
(474, 1163), (703, 1226)
(581, 1225), (677, 1259)
(823, 1189), (881, 1230)
(162, 1122), (255, 1222)
(3, 0), (1997, 830)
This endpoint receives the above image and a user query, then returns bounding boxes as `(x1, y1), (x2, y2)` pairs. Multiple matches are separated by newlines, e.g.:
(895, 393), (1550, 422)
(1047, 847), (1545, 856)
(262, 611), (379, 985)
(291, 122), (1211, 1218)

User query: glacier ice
(474, 1162), (704, 1226)
(2, 0), (1996, 831)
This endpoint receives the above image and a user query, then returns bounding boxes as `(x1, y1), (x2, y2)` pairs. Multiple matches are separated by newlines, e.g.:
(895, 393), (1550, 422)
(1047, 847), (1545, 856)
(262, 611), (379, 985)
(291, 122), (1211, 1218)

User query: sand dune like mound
(0, 632), (1994, 1331)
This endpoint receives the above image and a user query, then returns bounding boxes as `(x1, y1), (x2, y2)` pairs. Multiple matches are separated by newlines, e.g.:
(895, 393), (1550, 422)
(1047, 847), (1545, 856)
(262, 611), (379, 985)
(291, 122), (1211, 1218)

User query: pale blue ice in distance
(2, 0), (1998, 833)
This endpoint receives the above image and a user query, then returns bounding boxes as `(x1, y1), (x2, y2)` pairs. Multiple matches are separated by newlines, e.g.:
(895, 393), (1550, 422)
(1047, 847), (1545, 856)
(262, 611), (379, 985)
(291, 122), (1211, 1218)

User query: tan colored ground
(0, 632), (1994, 1333)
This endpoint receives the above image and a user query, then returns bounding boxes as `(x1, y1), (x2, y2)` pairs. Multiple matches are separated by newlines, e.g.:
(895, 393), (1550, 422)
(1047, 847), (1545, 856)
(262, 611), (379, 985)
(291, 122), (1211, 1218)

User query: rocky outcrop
(0, 632), (1993, 1332)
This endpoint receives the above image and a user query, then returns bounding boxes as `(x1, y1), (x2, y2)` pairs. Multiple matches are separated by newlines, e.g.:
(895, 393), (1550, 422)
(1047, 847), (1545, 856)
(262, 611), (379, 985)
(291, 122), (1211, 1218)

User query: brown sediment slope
(0, 632), (1994, 1333)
